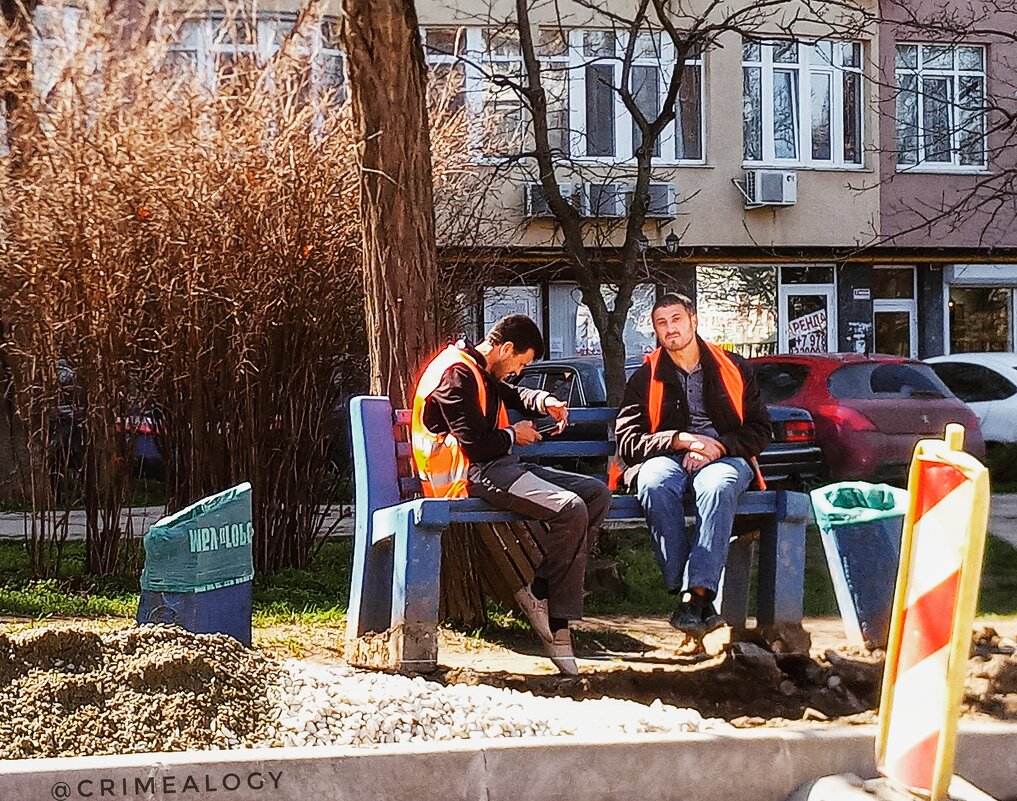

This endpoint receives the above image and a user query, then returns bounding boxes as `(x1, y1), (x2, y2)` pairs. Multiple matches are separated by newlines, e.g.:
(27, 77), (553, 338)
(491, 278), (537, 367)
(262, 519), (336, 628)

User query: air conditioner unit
(581, 183), (625, 218)
(524, 182), (576, 218)
(626, 182), (677, 220)
(743, 170), (798, 207)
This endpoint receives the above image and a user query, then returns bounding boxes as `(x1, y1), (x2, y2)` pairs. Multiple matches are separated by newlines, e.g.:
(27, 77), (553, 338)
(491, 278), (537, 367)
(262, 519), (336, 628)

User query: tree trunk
(340, 0), (440, 409)
(341, 0), (489, 627)
(601, 323), (629, 407)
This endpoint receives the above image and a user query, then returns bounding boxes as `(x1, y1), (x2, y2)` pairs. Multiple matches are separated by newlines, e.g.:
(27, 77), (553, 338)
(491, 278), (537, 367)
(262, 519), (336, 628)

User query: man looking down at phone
(412, 314), (611, 675)
(614, 293), (771, 635)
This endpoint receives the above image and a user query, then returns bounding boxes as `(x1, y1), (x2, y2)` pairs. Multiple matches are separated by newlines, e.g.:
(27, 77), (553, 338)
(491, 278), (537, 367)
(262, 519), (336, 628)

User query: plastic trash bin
(810, 482), (910, 649)
(137, 482), (254, 645)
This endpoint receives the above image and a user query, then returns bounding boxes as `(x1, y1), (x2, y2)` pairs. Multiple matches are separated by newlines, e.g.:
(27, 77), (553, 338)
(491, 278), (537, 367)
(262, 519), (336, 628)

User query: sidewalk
(0, 505), (353, 540)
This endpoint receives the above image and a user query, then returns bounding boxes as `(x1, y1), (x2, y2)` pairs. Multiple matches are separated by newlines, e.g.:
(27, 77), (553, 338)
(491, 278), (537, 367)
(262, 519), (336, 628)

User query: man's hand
(682, 449), (718, 473)
(543, 397), (569, 434)
(512, 420), (542, 446)
(672, 432), (726, 462)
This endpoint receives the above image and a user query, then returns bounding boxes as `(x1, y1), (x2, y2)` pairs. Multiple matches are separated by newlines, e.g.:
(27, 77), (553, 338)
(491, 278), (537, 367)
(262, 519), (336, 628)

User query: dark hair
(486, 314), (545, 356)
(651, 292), (696, 318)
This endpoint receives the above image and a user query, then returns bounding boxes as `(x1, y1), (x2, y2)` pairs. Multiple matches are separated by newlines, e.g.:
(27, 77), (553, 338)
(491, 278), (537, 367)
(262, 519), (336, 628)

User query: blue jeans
(635, 454), (755, 595)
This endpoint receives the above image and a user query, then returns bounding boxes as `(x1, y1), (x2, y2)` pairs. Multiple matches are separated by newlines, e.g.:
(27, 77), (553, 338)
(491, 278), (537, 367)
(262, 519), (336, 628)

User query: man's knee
(553, 492), (588, 526)
(637, 465), (684, 501)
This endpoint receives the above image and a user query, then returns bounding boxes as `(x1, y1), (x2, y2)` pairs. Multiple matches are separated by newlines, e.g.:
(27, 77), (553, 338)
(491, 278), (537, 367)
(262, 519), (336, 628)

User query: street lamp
(636, 233), (650, 254)
(665, 232), (680, 256)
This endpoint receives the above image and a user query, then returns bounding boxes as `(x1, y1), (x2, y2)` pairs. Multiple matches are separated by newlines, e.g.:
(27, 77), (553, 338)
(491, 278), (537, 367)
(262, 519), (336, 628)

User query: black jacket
(615, 338), (771, 487)
(422, 341), (549, 464)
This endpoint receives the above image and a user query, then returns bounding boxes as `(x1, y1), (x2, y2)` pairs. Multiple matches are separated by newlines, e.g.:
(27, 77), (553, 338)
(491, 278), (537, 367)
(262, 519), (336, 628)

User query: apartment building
(414, 0), (1017, 360)
(12, 0), (1017, 358)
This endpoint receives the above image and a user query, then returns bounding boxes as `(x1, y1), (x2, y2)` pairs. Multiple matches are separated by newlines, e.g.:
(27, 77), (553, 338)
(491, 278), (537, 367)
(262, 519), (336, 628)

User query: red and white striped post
(876, 424), (990, 801)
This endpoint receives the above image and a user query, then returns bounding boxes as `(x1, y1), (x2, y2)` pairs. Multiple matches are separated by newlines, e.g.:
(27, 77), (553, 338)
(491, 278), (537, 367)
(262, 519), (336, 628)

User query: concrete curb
(2, 723), (1015, 801)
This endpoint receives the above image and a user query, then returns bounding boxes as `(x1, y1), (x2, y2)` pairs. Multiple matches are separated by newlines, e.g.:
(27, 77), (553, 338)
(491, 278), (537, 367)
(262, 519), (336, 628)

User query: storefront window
(873, 267), (915, 299)
(697, 266), (778, 356)
(547, 283), (657, 359)
(781, 266), (834, 284)
(949, 287), (1012, 352)
(483, 286), (542, 336)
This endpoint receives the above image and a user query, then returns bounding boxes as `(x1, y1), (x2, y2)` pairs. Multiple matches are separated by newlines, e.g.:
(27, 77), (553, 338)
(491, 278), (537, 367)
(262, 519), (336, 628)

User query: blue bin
(811, 482), (910, 649)
(137, 582), (253, 646)
(137, 482), (254, 646)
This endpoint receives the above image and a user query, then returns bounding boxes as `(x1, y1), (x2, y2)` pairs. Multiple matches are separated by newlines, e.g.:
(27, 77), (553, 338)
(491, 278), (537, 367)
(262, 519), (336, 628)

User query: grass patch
(1, 520), (1013, 632)
(0, 539), (353, 626)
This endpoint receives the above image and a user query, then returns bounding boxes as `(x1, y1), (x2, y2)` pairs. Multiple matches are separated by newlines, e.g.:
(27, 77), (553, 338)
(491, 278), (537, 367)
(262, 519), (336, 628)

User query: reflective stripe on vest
(610, 343), (766, 491)
(410, 345), (510, 499)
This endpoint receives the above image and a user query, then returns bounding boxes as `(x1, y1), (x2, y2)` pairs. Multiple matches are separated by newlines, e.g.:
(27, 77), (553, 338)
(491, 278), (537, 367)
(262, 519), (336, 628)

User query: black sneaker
(669, 592), (727, 633)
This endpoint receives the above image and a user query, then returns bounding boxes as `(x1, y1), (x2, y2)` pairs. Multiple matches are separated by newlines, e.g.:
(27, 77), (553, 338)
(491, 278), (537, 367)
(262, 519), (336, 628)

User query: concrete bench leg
(718, 535), (755, 628)
(390, 512), (444, 673)
(347, 530), (395, 641)
(756, 491), (810, 626)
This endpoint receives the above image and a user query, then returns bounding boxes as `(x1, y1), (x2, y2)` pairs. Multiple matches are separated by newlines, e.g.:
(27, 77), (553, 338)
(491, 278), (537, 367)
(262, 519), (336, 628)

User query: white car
(925, 352), (1017, 445)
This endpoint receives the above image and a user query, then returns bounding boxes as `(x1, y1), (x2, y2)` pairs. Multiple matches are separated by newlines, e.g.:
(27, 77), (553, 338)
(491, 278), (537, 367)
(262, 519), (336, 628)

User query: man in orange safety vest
(411, 314), (611, 675)
(614, 293), (771, 634)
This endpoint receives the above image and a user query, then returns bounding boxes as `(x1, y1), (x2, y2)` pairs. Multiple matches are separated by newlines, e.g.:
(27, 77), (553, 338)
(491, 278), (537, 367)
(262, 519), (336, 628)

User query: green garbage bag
(141, 482), (254, 594)
(810, 481), (910, 648)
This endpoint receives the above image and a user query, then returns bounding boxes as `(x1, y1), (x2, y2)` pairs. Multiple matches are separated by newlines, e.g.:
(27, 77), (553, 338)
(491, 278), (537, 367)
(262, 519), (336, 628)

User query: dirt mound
(0, 625), (281, 759)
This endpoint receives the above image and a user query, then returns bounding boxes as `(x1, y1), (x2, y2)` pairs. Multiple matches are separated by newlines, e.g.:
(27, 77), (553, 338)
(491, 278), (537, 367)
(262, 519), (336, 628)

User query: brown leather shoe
(514, 585), (552, 643)
(543, 627), (579, 676)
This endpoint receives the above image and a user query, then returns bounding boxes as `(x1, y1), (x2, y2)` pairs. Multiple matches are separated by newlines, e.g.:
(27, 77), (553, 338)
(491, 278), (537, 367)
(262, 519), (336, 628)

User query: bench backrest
(350, 396), (619, 506)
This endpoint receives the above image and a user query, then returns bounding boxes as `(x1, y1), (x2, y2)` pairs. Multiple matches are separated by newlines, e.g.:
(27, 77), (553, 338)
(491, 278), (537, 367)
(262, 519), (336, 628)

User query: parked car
(512, 356), (823, 490)
(925, 352), (1017, 446)
(749, 353), (985, 484)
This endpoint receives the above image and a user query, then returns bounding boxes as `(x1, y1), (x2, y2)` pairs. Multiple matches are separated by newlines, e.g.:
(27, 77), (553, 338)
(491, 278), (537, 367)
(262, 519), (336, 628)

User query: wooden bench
(346, 395), (812, 672)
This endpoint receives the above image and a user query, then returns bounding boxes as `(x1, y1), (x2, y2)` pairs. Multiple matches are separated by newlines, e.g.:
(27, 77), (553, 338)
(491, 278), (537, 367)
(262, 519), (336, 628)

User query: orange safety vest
(608, 342), (767, 490)
(411, 344), (510, 499)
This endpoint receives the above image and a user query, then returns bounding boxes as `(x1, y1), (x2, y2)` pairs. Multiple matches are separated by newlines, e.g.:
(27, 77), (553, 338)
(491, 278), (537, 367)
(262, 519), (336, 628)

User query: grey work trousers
(468, 455), (612, 620)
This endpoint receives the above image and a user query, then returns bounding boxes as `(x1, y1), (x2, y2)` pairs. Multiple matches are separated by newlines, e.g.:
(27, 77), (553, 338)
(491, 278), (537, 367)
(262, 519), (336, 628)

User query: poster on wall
(786, 307), (828, 353)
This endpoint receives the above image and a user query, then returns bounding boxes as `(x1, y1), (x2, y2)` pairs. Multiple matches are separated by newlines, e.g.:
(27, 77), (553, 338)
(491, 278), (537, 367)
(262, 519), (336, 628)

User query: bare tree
(0, 0), (498, 575)
(340, 0), (443, 408)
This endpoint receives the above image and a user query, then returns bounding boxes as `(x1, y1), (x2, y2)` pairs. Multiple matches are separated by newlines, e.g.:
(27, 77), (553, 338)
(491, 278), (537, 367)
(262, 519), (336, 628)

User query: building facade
(11, 0), (1017, 359)
(414, 0), (1017, 360)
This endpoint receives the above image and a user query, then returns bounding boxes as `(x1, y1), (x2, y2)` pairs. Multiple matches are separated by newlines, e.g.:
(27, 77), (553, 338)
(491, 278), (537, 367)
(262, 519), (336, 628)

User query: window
(483, 286), (542, 335)
(315, 18), (346, 104)
(949, 287), (1012, 352)
(743, 40), (863, 167)
(895, 43), (985, 169)
(931, 363), (1016, 404)
(423, 27), (468, 116)
(828, 363), (948, 399)
(421, 27), (703, 162)
(754, 363), (810, 402)
(577, 30), (703, 162)
(31, 6), (83, 110)
(422, 27), (524, 154)
(697, 266), (777, 357)
(873, 266), (916, 357)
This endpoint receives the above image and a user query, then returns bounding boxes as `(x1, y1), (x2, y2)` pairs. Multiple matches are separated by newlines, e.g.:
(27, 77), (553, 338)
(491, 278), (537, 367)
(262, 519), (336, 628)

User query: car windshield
(754, 363), (810, 402)
(829, 362), (951, 399)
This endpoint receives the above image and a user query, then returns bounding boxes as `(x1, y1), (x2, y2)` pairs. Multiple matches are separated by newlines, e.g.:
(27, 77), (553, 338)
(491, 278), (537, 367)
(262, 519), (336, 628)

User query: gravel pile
(264, 661), (729, 747)
(0, 626), (280, 759)
(0, 625), (728, 759)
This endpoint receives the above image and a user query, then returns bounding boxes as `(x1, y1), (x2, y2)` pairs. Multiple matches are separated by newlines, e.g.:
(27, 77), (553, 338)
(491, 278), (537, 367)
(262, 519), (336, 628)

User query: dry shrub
(0, 1), (487, 575)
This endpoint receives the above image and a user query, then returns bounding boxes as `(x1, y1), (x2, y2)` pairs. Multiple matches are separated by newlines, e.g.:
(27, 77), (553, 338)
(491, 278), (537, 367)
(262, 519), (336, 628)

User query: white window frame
(742, 39), (865, 169)
(873, 265), (918, 358)
(570, 29), (705, 165)
(894, 42), (987, 173)
(421, 26), (705, 165)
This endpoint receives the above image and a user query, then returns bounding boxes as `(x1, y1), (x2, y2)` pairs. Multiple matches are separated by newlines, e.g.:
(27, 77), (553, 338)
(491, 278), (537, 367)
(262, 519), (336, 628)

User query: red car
(749, 353), (984, 483)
